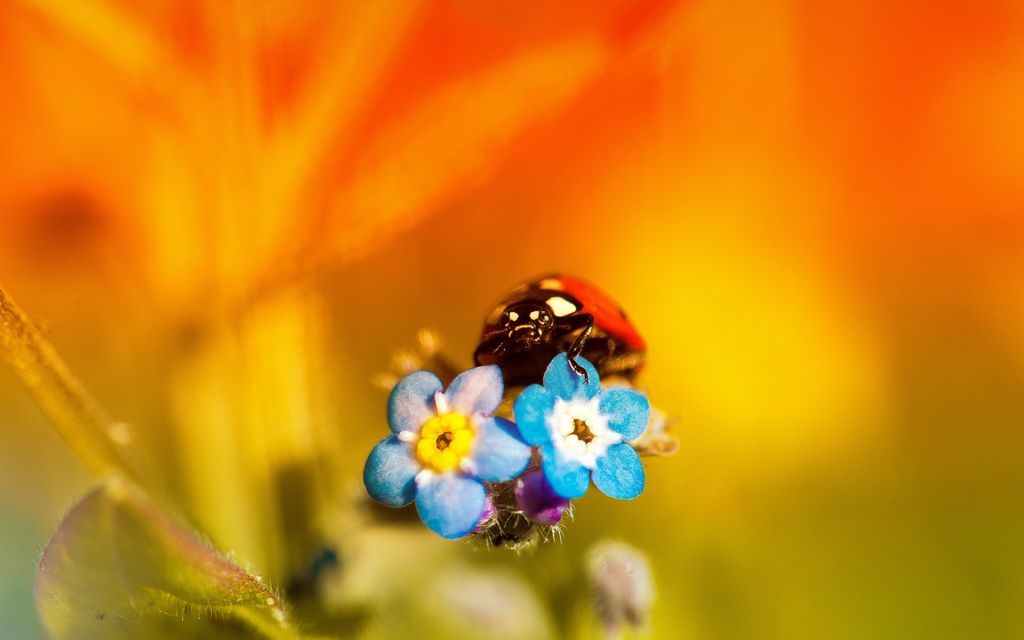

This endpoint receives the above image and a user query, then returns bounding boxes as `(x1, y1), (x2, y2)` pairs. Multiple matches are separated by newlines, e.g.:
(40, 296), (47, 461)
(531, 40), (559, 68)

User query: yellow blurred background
(2, 0), (1023, 637)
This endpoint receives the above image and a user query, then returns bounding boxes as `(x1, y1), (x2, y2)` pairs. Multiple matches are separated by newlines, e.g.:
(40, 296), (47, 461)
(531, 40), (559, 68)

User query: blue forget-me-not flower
(364, 365), (531, 538)
(513, 354), (649, 500)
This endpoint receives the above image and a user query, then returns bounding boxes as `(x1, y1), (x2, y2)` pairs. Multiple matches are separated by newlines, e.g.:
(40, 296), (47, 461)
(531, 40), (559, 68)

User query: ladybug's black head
(495, 302), (554, 353)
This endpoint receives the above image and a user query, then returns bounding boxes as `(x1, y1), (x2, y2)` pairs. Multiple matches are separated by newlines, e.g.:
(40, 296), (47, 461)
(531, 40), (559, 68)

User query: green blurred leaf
(36, 481), (296, 639)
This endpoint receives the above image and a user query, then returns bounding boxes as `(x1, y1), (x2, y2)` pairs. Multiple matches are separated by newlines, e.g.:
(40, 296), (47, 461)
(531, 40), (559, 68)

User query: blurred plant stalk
(0, 287), (147, 486)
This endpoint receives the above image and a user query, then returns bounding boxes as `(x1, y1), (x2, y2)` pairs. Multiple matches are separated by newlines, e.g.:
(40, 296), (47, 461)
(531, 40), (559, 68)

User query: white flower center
(547, 396), (620, 469)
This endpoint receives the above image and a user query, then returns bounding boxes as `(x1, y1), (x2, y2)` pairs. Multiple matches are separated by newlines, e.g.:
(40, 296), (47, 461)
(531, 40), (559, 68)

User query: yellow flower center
(416, 412), (475, 473)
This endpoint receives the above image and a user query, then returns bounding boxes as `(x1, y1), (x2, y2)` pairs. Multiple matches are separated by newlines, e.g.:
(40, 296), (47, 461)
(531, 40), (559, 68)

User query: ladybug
(473, 274), (646, 387)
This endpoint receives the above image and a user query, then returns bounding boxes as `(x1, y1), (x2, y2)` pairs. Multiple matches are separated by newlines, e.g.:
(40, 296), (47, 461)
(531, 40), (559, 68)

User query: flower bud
(587, 540), (654, 636)
(514, 470), (570, 525)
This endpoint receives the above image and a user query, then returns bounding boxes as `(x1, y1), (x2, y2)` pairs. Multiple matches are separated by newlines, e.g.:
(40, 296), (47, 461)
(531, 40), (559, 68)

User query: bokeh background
(2, 0), (1024, 638)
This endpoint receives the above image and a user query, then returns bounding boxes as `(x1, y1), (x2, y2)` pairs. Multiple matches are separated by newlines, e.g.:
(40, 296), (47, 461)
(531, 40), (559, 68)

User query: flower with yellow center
(365, 365), (531, 538)
(415, 413), (475, 473)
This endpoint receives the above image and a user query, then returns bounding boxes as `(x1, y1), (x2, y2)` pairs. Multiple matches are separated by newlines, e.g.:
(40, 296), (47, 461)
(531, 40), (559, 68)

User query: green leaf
(36, 481), (296, 640)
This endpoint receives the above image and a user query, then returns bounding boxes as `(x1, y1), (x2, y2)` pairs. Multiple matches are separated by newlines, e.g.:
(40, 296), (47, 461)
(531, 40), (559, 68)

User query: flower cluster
(364, 353), (652, 540)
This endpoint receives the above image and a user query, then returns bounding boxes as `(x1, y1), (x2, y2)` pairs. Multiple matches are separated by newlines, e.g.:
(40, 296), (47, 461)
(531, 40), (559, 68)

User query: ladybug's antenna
(568, 358), (590, 384)
(566, 318), (595, 383)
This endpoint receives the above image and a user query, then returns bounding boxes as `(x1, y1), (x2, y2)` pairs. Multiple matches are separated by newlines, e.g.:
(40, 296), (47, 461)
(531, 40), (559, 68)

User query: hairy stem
(0, 286), (141, 483)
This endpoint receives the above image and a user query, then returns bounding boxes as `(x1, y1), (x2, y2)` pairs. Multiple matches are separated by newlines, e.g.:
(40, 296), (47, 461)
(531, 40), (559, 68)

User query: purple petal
(515, 470), (570, 525)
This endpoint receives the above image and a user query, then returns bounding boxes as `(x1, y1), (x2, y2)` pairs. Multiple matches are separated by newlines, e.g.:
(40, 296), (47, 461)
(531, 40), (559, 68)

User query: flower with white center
(364, 365), (531, 538)
(513, 354), (650, 500)
(547, 396), (621, 469)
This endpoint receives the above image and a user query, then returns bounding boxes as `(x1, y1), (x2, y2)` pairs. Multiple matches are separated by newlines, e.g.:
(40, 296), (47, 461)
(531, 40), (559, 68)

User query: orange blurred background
(2, 0), (1023, 637)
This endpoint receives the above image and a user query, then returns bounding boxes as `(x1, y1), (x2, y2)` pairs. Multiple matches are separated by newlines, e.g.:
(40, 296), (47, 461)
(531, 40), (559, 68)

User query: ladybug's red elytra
(473, 275), (646, 387)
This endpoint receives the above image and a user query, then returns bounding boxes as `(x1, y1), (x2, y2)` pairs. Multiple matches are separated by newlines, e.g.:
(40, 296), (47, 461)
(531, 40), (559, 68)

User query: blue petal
(542, 353), (600, 401)
(445, 365), (503, 416)
(415, 474), (487, 539)
(388, 370), (442, 433)
(364, 435), (419, 507)
(512, 384), (555, 446)
(592, 442), (645, 500)
(540, 443), (591, 499)
(469, 417), (532, 482)
(599, 387), (651, 441)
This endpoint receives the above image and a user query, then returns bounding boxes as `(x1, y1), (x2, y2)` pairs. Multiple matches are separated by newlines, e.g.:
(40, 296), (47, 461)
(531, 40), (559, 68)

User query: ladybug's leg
(567, 315), (595, 383)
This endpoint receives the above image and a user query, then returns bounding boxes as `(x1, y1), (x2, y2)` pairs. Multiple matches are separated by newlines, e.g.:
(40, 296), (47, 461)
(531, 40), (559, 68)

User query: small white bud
(587, 540), (654, 638)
